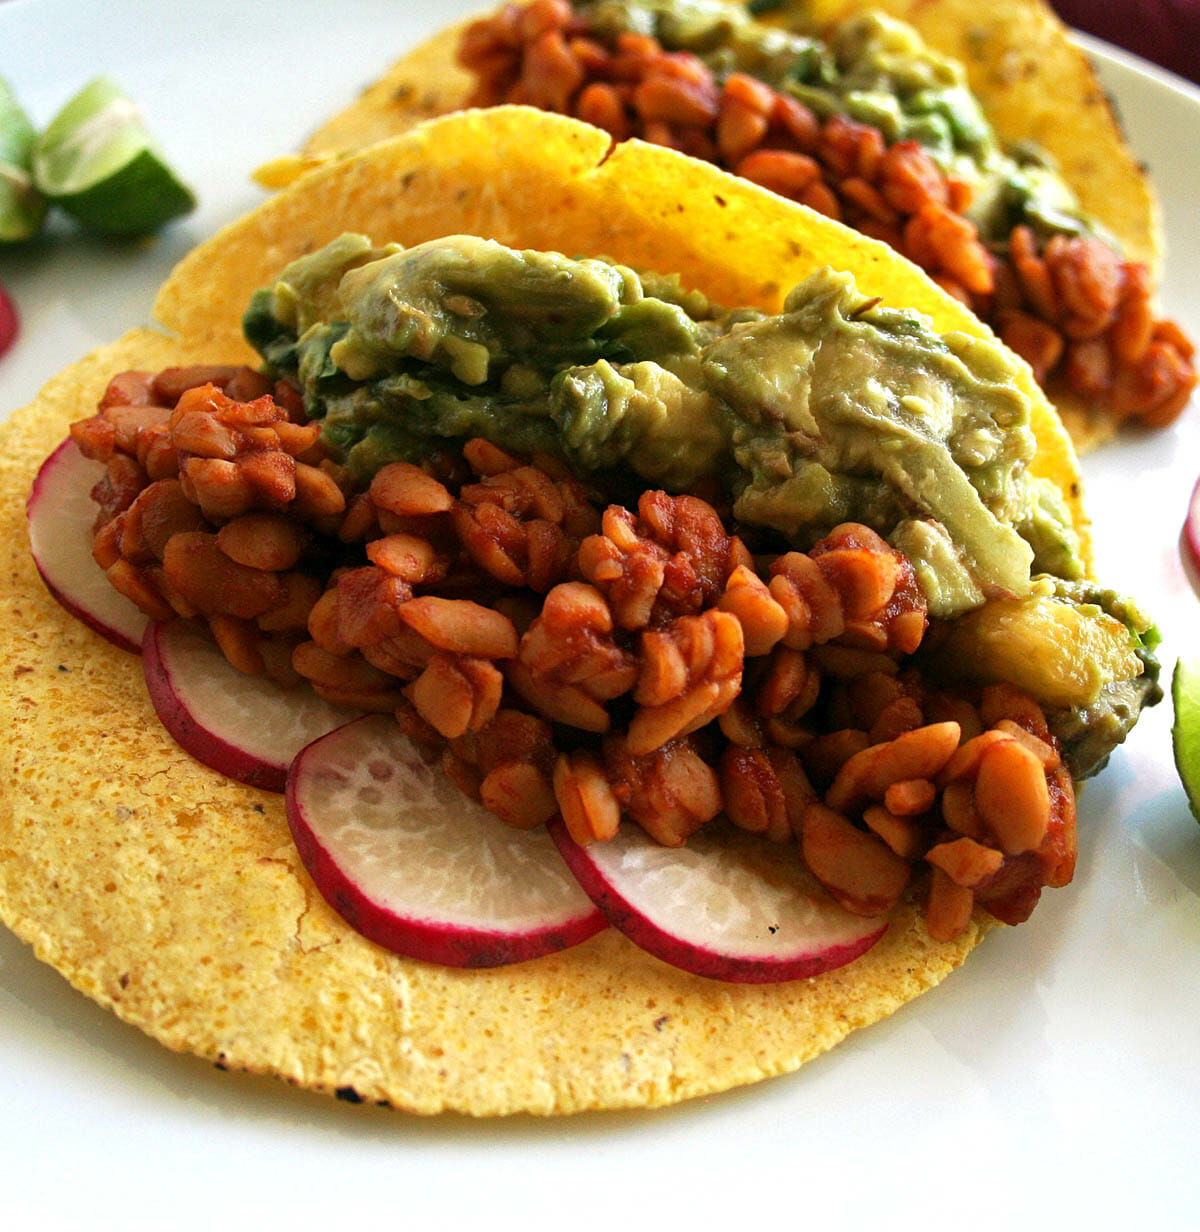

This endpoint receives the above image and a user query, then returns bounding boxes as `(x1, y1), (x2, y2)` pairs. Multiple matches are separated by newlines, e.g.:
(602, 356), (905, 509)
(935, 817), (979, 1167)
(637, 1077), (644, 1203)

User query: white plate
(2, 5), (1199, 1228)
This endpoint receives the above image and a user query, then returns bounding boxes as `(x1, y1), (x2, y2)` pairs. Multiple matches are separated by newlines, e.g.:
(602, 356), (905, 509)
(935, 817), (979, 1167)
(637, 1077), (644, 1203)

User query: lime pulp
(31, 77), (194, 237)
(1171, 657), (1200, 823)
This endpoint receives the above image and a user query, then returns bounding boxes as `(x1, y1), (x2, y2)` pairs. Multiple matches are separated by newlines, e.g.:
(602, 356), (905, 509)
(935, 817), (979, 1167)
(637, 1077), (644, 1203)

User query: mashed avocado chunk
(931, 577), (1161, 777)
(330, 237), (642, 383)
(708, 268), (1043, 599)
(938, 591), (1141, 711)
(244, 233), (1085, 617)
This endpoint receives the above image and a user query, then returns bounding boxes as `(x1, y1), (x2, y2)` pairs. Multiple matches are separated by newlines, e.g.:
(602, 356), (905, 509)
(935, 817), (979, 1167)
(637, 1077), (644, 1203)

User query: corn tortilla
(2, 109), (1082, 1115)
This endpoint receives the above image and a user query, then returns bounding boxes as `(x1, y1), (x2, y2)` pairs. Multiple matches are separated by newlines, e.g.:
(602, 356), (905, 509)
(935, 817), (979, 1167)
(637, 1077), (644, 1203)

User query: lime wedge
(1172, 657), (1200, 823)
(0, 77), (47, 243)
(31, 77), (195, 237)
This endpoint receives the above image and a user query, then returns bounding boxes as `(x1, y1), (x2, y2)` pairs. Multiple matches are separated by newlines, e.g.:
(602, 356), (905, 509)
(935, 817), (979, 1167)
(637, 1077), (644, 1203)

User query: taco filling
(64, 232), (1159, 961)
(449, 0), (1195, 431)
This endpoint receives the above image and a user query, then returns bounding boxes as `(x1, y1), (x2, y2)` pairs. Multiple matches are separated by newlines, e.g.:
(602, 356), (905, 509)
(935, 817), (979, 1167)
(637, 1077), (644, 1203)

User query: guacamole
(575, 0), (1104, 247)
(245, 233), (1088, 619)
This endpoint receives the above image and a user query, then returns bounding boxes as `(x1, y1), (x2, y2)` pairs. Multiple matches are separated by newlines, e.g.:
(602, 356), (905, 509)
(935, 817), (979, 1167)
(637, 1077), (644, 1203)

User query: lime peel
(1171, 658), (1200, 823)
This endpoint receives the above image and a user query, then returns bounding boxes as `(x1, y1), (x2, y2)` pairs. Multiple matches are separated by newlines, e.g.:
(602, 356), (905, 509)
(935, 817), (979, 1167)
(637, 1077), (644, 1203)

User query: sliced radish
(549, 817), (887, 983)
(286, 715), (606, 967)
(143, 620), (357, 792)
(1185, 474), (1200, 580)
(27, 439), (147, 653)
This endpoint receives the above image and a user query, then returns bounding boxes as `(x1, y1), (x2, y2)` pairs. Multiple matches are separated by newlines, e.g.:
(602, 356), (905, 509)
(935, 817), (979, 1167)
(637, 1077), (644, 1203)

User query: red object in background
(0, 281), (18, 360)
(1051, 0), (1200, 85)
(1185, 474), (1200, 576)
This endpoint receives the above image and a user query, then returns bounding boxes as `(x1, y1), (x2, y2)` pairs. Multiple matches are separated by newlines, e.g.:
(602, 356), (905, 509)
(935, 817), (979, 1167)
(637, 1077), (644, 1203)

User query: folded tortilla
(0, 108), (1086, 1115)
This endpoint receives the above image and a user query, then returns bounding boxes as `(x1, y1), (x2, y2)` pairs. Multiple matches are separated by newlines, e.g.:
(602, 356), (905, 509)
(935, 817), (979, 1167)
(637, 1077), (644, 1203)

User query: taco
(284, 0), (1196, 448)
(0, 108), (1160, 1115)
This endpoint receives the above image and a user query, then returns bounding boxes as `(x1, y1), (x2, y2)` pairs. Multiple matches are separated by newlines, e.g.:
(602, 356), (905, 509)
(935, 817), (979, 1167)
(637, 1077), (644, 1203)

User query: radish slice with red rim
(549, 817), (887, 983)
(144, 620), (358, 792)
(286, 715), (606, 967)
(27, 439), (147, 653)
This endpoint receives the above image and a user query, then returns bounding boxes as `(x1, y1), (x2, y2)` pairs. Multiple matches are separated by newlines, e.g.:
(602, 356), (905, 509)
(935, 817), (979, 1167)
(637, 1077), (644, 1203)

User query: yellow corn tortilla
(1, 108), (1083, 1116)
(288, 0), (1160, 451)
